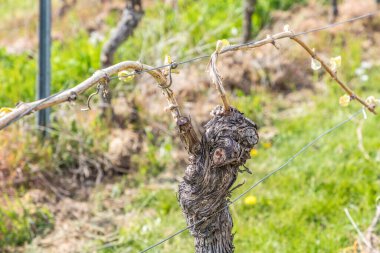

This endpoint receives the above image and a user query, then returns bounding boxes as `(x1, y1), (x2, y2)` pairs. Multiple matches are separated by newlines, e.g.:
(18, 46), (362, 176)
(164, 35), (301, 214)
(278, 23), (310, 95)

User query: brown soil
(2, 0), (380, 252)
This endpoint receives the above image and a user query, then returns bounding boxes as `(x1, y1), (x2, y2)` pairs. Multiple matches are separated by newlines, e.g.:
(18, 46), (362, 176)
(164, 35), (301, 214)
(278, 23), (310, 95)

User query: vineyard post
(37, 0), (52, 136)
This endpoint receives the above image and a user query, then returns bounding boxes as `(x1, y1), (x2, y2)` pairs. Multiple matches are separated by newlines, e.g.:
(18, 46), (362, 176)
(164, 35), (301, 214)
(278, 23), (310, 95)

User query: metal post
(37, 0), (51, 135)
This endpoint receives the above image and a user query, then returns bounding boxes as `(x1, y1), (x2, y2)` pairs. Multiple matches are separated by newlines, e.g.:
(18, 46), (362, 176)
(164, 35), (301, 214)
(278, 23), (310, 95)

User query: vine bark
(178, 106), (259, 252)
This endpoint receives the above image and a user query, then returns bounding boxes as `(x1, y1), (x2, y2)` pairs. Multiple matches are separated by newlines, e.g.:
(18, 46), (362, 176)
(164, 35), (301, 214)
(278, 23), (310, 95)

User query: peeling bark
(178, 106), (259, 252)
(177, 116), (200, 155)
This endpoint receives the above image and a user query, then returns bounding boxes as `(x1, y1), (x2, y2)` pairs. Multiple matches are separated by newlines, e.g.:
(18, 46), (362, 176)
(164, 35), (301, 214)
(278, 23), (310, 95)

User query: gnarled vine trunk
(178, 106), (259, 252)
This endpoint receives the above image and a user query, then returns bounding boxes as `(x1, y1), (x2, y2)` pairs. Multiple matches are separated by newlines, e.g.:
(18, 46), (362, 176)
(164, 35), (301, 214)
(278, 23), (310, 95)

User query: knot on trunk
(178, 105), (259, 253)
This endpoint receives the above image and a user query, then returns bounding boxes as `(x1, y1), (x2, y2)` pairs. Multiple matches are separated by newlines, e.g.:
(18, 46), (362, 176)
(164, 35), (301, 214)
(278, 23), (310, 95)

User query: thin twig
(368, 205), (380, 235)
(215, 31), (376, 114)
(344, 208), (374, 250)
(208, 51), (230, 112)
(290, 36), (376, 114)
(356, 119), (371, 160)
(36, 172), (69, 199)
(366, 205), (380, 251)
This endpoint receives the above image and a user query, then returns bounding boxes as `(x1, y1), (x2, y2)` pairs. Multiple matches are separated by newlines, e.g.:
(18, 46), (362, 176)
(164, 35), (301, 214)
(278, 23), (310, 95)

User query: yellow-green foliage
(0, 0), (305, 106)
(2, 0), (379, 252)
(0, 197), (53, 248)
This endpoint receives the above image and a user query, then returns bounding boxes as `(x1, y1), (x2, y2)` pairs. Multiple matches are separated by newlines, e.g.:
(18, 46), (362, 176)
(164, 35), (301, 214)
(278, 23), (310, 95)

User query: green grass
(1, 0), (379, 251)
(0, 0), (305, 107)
(94, 92), (379, 252)
(0, 196), (54, 248)
(94, 32), (380, 252)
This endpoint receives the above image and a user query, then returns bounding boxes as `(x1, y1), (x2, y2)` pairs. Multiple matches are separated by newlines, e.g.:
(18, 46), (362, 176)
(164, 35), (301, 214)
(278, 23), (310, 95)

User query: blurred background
(0, 0), (379, 252)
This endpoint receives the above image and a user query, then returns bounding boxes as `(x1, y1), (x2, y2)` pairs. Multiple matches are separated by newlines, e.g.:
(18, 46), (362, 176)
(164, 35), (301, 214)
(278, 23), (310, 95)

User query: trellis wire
(138, 109), (363, 253)
(1, 11), (378, 130)
(1, 86), (69, 130)
(113, 10), (380, 79)
(0, 7), (377, 253)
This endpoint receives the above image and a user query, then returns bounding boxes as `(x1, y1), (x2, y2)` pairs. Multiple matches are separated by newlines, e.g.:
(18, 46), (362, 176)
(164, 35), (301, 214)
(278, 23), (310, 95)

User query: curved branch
(290, 36), (376, 114)
(208, 52), (231, 113)
(217, 31), (376, 115)
(0, 61), (168, 130)
(0, 60), (200, 155)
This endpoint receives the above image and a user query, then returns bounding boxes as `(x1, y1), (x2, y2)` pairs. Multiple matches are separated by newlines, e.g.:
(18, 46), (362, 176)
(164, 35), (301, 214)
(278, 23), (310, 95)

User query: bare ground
(2, 0), (380, 252)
